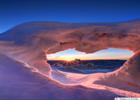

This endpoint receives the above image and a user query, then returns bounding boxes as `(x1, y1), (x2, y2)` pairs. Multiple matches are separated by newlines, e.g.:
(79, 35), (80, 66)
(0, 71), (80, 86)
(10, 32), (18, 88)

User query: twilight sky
(0, 0), (140, 33)
(47, 48), (134, 61)
(0, 0), (139, 60)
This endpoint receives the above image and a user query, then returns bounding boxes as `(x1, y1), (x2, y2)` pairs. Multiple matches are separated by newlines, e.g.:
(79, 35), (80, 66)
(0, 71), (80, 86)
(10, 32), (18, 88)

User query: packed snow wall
(0, 20), (140, 92)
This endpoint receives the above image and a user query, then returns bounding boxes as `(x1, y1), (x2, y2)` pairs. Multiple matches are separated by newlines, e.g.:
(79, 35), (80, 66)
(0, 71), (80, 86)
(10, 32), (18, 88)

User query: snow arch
(0, 20), (140, 92)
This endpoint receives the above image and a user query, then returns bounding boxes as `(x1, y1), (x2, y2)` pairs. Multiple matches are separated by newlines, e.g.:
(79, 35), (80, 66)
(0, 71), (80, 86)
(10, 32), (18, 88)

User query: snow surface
(0, 54), (122, 100)
(0, 54), (140, 100)
(0, 20), (140, 99)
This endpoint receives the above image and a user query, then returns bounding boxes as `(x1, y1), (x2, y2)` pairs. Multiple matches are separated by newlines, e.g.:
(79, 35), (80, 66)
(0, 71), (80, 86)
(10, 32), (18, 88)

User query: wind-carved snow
(0, 20), (140, 99)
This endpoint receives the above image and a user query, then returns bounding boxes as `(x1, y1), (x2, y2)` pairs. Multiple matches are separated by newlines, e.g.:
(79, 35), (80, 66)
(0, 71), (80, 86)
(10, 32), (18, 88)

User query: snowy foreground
(0, 54), (140, 100)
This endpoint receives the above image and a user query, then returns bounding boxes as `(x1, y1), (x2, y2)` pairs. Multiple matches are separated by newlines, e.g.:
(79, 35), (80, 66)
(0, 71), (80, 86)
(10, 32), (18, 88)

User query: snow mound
(93, 51), (140, 93)
(0, 54), (122, 100)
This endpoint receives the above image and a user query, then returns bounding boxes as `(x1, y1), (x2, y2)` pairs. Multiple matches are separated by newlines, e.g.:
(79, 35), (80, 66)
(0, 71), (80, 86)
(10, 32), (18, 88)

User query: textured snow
(0, 20), (140, 99)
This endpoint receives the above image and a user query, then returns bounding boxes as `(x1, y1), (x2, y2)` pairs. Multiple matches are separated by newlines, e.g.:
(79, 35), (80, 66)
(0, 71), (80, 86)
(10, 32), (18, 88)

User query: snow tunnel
(0, 21), (140, 92)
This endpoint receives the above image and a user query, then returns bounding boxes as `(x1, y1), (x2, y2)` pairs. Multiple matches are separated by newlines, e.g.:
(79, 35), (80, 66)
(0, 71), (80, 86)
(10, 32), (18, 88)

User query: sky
(0, 0), (140, 33)
(0, 0), (139, 60)
(47, 48), (134, 61)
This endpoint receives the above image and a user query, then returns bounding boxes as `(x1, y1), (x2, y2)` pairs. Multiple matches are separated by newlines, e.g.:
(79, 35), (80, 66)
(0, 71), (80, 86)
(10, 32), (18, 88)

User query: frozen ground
(0, 54), (140, 100)
(0, 54), (121, 100)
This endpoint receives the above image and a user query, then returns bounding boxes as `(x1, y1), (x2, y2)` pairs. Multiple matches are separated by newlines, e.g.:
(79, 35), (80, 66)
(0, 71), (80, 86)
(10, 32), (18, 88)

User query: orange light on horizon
(65, 59), (74, 62)
(58, 56), (76, 62)
(47, 48), (134, 61)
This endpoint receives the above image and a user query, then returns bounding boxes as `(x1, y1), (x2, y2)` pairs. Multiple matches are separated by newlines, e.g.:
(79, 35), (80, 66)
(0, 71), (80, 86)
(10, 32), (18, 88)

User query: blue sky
(0, 0), (140, 33)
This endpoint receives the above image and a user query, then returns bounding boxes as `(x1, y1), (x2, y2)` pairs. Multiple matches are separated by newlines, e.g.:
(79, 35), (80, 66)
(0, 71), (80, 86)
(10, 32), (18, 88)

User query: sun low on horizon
(47, 48), (134, 61)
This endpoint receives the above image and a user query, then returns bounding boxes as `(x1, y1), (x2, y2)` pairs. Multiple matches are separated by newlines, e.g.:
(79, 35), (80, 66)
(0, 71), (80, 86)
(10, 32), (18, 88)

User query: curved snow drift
(0, 20), (140, 94)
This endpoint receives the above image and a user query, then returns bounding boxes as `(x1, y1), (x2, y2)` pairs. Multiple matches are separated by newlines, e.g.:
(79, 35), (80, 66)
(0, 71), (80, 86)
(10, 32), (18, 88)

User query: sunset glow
(62, 57), (75, 62)
(47, 48), (134, 61)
